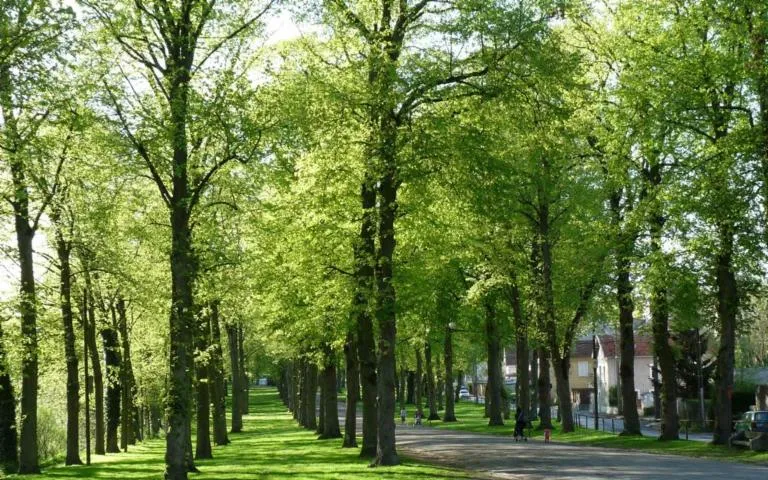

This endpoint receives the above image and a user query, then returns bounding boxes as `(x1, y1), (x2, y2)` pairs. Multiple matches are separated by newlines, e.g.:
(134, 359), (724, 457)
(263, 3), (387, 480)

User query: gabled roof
(597, 334), (653, 358)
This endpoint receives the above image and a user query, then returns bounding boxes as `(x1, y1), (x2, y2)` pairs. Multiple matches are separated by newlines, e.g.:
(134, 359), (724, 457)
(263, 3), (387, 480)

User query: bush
(37, 406), (66, 462)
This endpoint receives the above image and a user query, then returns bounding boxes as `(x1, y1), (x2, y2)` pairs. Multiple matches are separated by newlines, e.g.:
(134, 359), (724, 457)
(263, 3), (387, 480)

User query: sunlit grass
(10, 388), (470, 479)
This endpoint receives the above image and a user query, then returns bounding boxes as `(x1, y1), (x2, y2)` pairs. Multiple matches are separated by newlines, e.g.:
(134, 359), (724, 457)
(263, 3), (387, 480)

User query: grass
(8, 388), (471, 480)
(419, 400), (768, 465)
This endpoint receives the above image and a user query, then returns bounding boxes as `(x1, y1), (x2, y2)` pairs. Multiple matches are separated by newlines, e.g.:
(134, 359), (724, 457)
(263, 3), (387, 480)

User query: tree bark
(537, 347), (553, 429)
(425, 342), (440, 421)
(443, 326), (457, 422)
(320, 352), (341, 439)
(304, 363), (318, 431)
(510, 281), (529, 421)
(84, 286), (105, 455)
(415, 349), (423, 416)
(55, 231), (82, 465)
(407, 371), (415, 404)
(238, 325), (248, 415)
(617, 252), (641, 435)
(117, 298), (136, 451)
(317, 372), (326, 435)
(354, 171), (378, 458)
(195, 307), (212, 460)
(227, 324), (243, 433)
(529, 350), (538, 420)
(0, 309), (17, 468)
(343, 331), (359, 447)
(208, 302), (228, 445)
(102, 313), (122, 454)
(713, 222), (738, 445)
(485, 300), (504, 426)
(648, 163), (679, 440)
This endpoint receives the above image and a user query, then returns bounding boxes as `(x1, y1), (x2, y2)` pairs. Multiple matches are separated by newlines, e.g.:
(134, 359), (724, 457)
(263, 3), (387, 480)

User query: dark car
(735, 411), (768, 439)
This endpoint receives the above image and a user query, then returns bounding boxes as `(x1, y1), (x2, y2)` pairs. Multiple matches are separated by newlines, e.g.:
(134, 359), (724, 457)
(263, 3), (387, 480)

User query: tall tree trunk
(102, 311), (122, 454)
(238, 325), (248, 415)
(304, 363), (318, 431)
(55, 232), (82, 465)
(397, 366), (405, 412)
(529, 350), (538, 420)
(292, 360), (300, 422)
(510, 282), (529, 422)
(425, 343), (439, 421)
(436, 354), (443, 411)
(713, 223), (738, 445)
(320, 352), (342, 439)
(0, 309), (17, 468)
(648, 168), (679, 440)
(227, 324), (243, 433)
(317, 373), (326, 435)
(354, 170), (378, 458)
(343, 332), (359, 447)
(208, 302), (228, 445)
(195, 307), (212, 460)
(617, 251), (641, 435)
(485, 300), (504, 426)
(552, 357), (573, 432)
(373, 112), (400, 466)
(415, 350), (423, 416)
(454, 371), (463, 402)
(537, 348), (552, 429)
(84, 288), (105, 455)
(117, 298), (135, 451)
(443, 326), (456, 422)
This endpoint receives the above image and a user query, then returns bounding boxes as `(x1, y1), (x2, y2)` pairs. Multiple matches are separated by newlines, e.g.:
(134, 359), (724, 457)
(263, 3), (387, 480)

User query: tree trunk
(208, 302), (228, 445)
(0, 310), (17, 468)
(713, 223), (738, 445)
(320, 353), (341, 439)
(304, 363), (318, 431)
(102, 313), (122, 454)
(415, 350), (423, 416)
(291, 360), (300, 422)
(529, 350), (538, 420)
(510, 282), (529, 422)
(55, 232), (82, 465)
(454, 371), (463, 402)
(227, 323), (243, 433)
(617, 252), (641, 435)
(116, 298), (135, 451)
(397, 366), (405, 412)
(649, 177), (679, 440)
(443, 326), (456, 422)
(537, 348), (552, 429)
(552, 357), (573, 432)
(343, 331), (359, 447)
(84, 288), (105, 455)
(238, 325), (248, 415)
(373, 115), (400, 465)
(425, 343), (440, 421)
(407, 371), (415, 404)
(317, 373), (326, 435)
(485, 300), (504, 426)
(195, 307), (212, 460)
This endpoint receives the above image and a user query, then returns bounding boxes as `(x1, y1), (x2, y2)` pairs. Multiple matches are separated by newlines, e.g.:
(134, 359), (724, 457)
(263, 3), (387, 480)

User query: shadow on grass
(14, 387), (470, 480)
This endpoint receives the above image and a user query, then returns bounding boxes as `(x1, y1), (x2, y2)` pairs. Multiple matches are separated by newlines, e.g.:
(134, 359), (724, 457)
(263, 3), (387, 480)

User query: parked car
(735, 411), (768, 438)
(458, 387), (471, 400)
(730, 411), (768, 452)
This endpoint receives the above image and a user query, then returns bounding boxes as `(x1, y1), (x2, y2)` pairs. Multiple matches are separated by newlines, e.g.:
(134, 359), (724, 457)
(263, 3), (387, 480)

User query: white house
(595, 335), (654, 414)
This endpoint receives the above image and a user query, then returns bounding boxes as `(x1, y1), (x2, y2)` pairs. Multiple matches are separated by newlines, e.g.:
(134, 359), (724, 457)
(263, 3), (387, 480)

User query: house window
(578, 361), (589, 377)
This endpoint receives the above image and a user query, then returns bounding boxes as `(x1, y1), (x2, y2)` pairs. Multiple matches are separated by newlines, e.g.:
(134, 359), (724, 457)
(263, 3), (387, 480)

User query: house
(595, 335), (654, 414)
(548, 335), (655, 415)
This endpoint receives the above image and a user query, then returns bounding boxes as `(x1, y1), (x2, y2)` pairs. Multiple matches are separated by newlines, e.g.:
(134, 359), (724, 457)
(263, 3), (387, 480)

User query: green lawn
(9, 388), (470, 479)
(420, 400), (768, 464)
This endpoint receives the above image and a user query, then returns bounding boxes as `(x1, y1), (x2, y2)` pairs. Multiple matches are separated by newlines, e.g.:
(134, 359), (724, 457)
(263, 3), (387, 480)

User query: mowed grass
(10, 388), (470, 480)
(421, 400), (768, 464)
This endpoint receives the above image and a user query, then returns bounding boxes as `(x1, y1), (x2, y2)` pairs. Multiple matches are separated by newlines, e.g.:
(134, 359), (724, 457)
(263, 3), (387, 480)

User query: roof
(596, 335), (652, 358)
(573, 339), (595, 358)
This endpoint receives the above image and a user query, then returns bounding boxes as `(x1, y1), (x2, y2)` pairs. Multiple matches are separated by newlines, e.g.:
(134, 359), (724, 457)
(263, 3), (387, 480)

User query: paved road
(395, 424), (768, 479)
(335, 403), (766, 479)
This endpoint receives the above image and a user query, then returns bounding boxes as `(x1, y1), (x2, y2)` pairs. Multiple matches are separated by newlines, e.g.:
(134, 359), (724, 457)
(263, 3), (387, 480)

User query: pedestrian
(514, 405), (527, 442)
(414, 410), (422, 427)
(400, 407), (407, 425)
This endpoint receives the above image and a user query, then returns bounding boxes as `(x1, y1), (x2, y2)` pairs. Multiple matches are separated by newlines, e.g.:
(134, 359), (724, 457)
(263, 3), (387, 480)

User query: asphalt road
(395, 424), (768, 479)
(335, 402), (768, 479)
